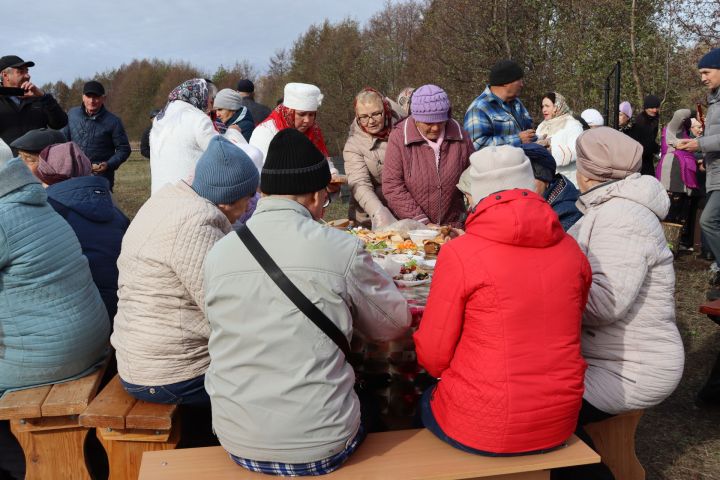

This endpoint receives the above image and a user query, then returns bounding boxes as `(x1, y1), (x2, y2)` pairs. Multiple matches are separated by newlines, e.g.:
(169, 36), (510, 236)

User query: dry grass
(114, 158), (720, 479)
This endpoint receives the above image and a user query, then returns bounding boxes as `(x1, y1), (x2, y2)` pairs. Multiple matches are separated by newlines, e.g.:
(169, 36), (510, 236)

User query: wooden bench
(0, 361), (108, 480)
(138, 429), (599, 479)
(79, 374), (180, 480)
(585, 410), (645, 480)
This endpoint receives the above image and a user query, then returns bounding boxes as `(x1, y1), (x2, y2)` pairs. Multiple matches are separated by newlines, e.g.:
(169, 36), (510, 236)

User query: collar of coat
(402, 117), (464, 146)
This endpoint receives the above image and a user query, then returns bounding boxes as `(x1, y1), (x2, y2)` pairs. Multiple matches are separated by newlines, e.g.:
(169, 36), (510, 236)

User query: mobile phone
(0, 87), (25, 96)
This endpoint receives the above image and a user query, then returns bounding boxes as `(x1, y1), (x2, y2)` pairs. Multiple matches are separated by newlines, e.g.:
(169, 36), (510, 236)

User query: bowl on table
(408, 229), (438, 246)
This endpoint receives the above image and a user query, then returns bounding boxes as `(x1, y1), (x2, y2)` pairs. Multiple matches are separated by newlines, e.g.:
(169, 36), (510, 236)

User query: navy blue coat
(46, 176), (130, 321)
(544, 174), (583, 231)
(62, 106), (131, 189)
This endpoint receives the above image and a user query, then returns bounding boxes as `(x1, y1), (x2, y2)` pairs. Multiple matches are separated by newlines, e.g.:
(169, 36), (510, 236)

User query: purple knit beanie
(411, 84), (450, 123)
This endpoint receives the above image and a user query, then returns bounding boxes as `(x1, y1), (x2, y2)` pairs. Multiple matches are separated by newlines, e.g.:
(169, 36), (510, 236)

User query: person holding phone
(0, 55), (67, 150)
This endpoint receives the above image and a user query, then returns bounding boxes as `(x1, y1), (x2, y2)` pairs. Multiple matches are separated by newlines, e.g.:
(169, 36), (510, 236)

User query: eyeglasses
(357, 111), (383, 125)
(322, 189), (332, 209)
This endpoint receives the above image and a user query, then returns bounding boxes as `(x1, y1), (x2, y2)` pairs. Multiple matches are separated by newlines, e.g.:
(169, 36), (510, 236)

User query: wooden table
(351, 285), (430, 429)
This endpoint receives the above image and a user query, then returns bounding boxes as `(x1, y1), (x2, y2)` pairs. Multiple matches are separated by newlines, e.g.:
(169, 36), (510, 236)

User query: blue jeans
(120, 374), (209, 406)
(701, 190), (720, 267)
(420, 386), (563, 457)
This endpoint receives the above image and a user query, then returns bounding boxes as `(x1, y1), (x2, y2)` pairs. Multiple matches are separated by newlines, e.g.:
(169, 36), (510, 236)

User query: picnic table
(350, 283), (433, 430)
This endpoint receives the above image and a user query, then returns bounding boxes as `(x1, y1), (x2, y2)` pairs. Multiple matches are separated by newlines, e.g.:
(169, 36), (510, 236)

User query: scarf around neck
(262, 104), (329, 156)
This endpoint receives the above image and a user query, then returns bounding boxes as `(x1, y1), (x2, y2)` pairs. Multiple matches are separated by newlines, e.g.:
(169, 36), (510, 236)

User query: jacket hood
(0, 157), (45, 204)
(576, 173), (669, 219)
(45, 175), (115, 222)
(466, 189), (565, 248)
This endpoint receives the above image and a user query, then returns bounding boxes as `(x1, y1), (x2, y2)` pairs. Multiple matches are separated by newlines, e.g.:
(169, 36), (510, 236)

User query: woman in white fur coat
(536, 92), (584, 186)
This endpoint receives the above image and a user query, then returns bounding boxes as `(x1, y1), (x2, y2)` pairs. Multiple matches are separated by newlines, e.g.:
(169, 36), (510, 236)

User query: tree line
(41, 0), (718, 155)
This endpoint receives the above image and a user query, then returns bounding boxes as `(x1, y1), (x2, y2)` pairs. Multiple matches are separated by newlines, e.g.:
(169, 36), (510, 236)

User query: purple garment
(232, 192), (259, 229)
(656, 127), (698, 189)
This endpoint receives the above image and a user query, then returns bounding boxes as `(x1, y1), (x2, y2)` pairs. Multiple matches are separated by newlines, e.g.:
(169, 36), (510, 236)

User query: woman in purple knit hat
(382, 84), (473, 228)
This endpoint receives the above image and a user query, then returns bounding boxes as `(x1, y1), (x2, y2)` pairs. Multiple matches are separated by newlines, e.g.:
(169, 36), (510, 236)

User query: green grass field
(115, 153), (720, 479)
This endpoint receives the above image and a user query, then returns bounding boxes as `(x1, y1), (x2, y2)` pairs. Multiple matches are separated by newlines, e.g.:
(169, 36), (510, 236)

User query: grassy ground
(115, 154), (720, 479)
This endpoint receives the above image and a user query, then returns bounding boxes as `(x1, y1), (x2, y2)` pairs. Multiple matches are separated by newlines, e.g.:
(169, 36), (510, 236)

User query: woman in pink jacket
(382, 85), (473, 228)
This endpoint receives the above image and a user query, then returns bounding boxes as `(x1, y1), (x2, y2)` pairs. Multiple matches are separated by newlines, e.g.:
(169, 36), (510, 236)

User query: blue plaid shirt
(463, 86), (533, 150)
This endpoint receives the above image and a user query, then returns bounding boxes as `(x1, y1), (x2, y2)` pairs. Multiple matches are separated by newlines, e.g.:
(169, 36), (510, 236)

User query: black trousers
(551, 399), (616, 480)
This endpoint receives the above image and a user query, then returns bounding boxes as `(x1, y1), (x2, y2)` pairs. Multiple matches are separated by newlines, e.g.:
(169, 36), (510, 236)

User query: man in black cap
(61, 80), (130, 190)
(236, 79), (271, 125)
(463, 59), (535, 151)
(10, 127), (66, 176)
(634, 94), (661, 175)
(203, 128), (411, 475)
(0, 55), (68, 150)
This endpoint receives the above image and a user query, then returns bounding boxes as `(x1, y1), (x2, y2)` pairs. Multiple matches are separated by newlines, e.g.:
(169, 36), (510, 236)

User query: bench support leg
(98, 427), (180, 480)
(10, 419), (91, 480)
(586, 411), (645, 480)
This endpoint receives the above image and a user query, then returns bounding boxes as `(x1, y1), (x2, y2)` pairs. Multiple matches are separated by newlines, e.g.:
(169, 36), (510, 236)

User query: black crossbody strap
(236, 224), (351, 360)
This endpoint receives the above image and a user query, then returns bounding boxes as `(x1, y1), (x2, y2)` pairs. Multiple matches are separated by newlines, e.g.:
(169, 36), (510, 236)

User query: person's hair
(355, 89), (383, 106)
(206, 81), (218, 100)
(542, 92), (556, 105)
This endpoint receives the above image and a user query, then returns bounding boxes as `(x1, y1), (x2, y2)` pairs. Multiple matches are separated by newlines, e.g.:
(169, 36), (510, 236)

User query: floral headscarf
(353, 87), (397, 140)
(262, 104), (329, 156)
(537, 91), (574, 137)
(156, 78), (210, 121)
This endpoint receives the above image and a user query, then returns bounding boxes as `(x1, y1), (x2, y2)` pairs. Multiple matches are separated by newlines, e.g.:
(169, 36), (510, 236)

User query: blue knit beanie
(698, 48), (720, 69)
(192, 136), (259, 204)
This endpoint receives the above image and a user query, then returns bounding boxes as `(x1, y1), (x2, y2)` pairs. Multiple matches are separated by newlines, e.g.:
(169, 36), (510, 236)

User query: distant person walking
(0, 55), (67, 150)
(62, 81), (131, 190)
(463, 60), (534, 150)
(635, 94), (662, 175)
(236, 79), (271, 125)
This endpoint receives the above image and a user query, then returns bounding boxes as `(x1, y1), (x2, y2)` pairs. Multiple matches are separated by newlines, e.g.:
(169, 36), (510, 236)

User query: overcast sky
(4, 0), (394, 85)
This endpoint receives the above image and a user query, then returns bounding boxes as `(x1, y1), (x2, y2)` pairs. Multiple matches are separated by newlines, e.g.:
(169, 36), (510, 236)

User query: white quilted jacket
(111, 181), (232, 385)
(569, 173), (684, 414)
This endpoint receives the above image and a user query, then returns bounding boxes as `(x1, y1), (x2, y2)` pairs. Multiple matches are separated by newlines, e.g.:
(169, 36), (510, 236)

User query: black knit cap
(261, 128), (331, 195)
(643, 95), (661, 109)
(489, 60), (524, 86)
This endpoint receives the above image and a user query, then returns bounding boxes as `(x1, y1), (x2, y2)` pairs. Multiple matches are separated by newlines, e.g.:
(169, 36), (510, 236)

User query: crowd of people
(0, 47), (719, 479)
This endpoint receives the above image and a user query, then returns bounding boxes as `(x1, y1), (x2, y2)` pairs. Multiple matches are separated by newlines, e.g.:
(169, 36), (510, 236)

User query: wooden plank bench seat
(585, 410), (645, 480)
(0, 360), (108, 480)
(138, 429), (599, 480)
(79, 374), (180, 480)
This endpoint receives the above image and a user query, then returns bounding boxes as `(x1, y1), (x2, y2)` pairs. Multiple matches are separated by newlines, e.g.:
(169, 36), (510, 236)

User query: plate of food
(392, 259), (431, 287)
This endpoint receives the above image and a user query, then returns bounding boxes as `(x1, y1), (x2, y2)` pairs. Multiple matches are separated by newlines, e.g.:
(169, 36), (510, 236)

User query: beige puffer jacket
(569, 173), (684, 414)
(111, 181), (232, 386)
(343, 122), (390, 226)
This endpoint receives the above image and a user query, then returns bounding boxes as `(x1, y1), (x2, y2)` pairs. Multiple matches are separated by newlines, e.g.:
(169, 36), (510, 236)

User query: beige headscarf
(536, 92), (573, 137)
(576, 127), (642, 181)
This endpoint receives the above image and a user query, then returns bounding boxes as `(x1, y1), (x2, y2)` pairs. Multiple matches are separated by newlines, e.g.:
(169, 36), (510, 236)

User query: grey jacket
(204, 197), (411, 463)
(570, 174), (684, 414)
(700, 87), (720, 192)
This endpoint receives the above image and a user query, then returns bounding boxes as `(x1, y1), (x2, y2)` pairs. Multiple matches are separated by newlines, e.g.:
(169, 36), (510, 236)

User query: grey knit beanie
(192, 136), (259, 204)
(214, 89), (244, 111)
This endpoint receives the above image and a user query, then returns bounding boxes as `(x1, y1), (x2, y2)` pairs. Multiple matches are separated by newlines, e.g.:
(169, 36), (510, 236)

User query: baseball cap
(0, 55), (35, 71)
(83, 81), (105, 96)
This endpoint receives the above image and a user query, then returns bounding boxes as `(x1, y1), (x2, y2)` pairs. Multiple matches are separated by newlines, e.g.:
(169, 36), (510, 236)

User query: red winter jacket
(414, 189), (591, 454)
(382, 117), (472, 228)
